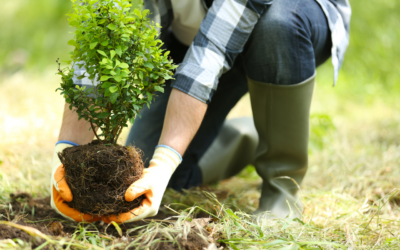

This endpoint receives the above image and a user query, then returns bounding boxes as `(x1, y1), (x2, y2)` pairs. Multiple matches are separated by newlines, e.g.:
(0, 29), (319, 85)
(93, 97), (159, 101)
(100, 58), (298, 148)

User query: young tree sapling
(56, 0), (177, 215)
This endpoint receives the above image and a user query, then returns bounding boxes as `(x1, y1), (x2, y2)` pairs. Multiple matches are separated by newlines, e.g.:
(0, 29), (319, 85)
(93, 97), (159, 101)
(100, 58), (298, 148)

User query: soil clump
(58, 140), (145, 215)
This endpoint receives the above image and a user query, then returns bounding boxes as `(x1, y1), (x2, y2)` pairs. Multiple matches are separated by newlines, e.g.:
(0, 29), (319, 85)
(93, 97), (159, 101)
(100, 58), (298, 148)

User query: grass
(1, 67), (399, 249)
(1, 0), (400, 249)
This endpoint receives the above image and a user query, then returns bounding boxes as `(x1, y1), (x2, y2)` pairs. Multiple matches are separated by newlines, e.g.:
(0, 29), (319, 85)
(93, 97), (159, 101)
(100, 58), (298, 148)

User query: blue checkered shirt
(145, 0), (351, 104)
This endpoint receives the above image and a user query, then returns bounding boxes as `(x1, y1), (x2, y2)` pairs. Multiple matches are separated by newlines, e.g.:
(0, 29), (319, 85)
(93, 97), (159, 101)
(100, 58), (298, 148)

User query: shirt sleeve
(171, 0), (272, 104)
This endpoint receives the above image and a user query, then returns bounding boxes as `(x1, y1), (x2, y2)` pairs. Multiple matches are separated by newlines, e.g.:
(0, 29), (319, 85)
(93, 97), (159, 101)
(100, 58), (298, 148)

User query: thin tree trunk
(89, 119), (101, 141)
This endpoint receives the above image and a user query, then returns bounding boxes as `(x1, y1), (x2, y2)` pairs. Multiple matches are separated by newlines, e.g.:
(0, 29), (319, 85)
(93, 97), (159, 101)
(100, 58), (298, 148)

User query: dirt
(58, 140), (145, 215)
(0, 193), (74, 248)
(151, 231), (210, 250)
(0, 193), (217, 249)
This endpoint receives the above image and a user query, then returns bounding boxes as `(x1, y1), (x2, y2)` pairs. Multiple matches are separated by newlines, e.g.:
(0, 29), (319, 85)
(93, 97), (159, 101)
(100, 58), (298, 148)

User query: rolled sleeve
(172, 62), (217, 104)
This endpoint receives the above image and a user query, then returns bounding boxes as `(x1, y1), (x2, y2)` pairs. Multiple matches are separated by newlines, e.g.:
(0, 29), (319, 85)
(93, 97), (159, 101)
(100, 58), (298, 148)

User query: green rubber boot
(199, 117), (258, 185)
(248, 74), (315, 219)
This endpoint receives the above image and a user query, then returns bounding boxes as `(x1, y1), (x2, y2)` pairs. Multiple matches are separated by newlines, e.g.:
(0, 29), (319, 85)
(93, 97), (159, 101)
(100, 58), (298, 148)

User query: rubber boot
(199, 117), (258, 185)
(248, 74), (315, 219)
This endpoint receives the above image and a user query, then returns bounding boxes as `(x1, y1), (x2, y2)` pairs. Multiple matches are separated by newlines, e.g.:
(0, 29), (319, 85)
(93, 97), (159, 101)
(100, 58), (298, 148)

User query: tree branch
(89, 118), (101, 141)
(114, 125), (123, 145)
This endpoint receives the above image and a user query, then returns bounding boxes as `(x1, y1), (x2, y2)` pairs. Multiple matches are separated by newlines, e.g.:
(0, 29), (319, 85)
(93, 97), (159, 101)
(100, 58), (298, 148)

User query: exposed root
(58, 140), (145, 216)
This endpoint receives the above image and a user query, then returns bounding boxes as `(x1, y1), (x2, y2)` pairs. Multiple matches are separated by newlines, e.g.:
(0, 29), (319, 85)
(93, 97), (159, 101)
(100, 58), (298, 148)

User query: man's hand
(101, 146), (182, 224)
(50, 142), (100, 222)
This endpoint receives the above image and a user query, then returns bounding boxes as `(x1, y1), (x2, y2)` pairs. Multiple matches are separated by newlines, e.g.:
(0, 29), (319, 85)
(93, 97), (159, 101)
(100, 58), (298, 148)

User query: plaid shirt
(145, 0), (351, 104)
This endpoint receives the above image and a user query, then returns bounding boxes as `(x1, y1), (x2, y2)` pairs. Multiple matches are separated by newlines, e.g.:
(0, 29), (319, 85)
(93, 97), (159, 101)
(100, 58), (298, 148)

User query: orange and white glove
(50, 141), (100, 222)
(102, 145), (182, 224)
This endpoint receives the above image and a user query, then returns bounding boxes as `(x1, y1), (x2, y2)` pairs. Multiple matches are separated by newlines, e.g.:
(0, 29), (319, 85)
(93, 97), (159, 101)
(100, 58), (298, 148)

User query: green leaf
(101, 82), (113, 88)
(109, 86), (118, 93)
(119, 63), (129, 69)
(134, 9), (142, 18)
(142, 9), (149, 17)
(108, 23), (117, 30)
(110, 92), (119, 104)
(139, 71), (143, 80)
(154, 86), (164, 93)
(100, 76), (110, 81)
(69, 20), (79, 26)
(97, 50), (108, 57)
(68, 39), (76, 46)
(77, 74), (86, 80)
(110, 50), (116, 59)
(97, 112), (110, 119)
(129, 117), (135, 125)
(115, 46), (122, 57)
(147, 92), (152, 102)
(90, 42), (98, 49)
(144, 62), (154, 69)
(114, 76), (122, 82)
(101, 40), (109, 46)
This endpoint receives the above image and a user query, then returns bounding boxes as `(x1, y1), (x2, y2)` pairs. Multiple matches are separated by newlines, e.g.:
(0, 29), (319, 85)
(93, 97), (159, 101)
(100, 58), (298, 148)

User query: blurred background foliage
(0, 0), (138, 74)
(0, 0), (72, 73)
(316, 0), (400, 101)
(1, 0), (399, 90)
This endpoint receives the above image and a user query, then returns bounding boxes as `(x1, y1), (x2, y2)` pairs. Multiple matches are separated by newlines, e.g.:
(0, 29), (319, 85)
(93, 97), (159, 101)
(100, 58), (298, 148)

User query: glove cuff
(150, 145), (182, 173)
(56, 140), (79, 146)
(51, 142), (76, 192)
(154, 145), (182, 161)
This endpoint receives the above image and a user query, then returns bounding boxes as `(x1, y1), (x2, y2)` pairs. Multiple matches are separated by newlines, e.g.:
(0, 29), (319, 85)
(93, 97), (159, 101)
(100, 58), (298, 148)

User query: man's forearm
(58, 103), (96, 145)
(159, 89), (208, 156)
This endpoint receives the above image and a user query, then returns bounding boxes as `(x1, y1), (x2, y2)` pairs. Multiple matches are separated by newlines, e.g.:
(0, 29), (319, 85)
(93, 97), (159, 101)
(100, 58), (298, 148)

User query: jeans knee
(253, 12), (298, 51)
(243, 2), (316, 85)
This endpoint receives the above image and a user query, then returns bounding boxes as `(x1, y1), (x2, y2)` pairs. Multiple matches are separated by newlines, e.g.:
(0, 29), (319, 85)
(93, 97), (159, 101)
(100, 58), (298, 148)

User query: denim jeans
(126, 0), (331, 190)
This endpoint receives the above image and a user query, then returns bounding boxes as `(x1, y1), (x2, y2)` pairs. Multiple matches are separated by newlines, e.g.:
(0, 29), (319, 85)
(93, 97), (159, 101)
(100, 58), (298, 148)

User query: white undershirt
(170, 0), (207, 46)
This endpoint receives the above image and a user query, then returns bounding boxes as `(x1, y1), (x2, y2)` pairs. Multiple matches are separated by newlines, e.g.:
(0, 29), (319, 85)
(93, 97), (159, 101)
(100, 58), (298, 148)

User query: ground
(0, 67), (399, 249)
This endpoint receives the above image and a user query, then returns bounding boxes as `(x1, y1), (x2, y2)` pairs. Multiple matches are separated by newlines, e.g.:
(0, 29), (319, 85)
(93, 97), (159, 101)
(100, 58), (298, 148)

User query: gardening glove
(50, 141), (101, 222)
(102, 145), (182, 224)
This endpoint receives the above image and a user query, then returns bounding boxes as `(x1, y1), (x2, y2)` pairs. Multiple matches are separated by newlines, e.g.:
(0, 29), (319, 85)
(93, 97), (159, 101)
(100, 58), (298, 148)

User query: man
(51, 0), (351, 223)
